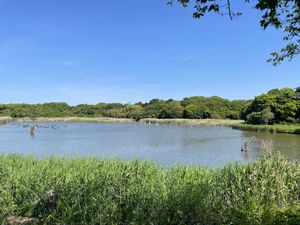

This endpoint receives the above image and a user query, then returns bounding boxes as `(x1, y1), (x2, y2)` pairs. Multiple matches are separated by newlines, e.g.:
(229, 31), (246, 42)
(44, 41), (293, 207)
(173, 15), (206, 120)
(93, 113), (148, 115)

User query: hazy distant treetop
(168, 0), (300, 65)
(267, 89), (281, 95)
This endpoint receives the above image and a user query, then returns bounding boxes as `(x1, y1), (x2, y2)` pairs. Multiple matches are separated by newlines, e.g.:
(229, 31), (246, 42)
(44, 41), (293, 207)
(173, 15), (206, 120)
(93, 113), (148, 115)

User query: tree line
(0, 87), (299, 124)
(0, 97), (249, 121)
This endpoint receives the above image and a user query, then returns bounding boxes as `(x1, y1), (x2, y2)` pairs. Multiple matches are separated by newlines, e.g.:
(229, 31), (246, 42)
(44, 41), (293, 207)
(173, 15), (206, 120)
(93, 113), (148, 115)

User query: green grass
(232, 123), (300, 134)
(1, 154), (300, 225)
(140, 118), (243, 127)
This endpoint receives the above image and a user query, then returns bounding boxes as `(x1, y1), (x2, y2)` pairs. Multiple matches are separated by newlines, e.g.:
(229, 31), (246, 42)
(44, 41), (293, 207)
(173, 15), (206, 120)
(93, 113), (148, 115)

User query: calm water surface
(0, 122), (299, 166)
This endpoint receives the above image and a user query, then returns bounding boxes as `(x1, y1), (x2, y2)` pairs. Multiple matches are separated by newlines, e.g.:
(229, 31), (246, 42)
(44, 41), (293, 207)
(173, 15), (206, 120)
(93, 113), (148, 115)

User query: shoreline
(139, 118), (243, 127)
(232, 123), (300, 134)
(0, 116), (13, 124)
(2, 116), (300, 135)
(1, 116), (134, 123)
(0, 116), (243, 126)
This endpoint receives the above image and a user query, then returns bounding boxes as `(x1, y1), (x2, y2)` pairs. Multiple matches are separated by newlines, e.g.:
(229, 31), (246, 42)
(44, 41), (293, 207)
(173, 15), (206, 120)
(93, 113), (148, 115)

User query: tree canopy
(168, 0), (300, 65)
(1, 87), (299, 124)
(0, 97), (249, 121)
(244, 87), (300, 124)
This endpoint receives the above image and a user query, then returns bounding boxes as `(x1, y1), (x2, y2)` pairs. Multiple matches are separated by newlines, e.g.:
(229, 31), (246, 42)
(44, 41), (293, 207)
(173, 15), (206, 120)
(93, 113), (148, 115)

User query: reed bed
(14, 117), (241, 126)
(233, 123), (300, 134)
(14, 117), (134, 123)
(140, 118), (243, 127)
(0, 116), (12, 124)
(0, 154), (300, 225)
(6, 117), (243, 127)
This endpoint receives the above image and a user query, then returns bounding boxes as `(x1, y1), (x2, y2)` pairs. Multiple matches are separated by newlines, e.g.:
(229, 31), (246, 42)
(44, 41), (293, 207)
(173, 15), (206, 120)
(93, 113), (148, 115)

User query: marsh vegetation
(233, 123), (300, 134)
(0, 117), (12, 124)
(0, 154), (300, 225)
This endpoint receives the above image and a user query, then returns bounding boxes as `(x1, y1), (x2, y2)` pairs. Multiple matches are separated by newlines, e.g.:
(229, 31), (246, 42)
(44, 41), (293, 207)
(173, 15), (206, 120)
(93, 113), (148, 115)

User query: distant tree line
(0, 97), (249, 121)
(1, 87), (299, 124)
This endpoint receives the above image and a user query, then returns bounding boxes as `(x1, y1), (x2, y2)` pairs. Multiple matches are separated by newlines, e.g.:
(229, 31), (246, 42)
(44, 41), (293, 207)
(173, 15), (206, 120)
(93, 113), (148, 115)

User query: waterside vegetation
(13, 117), (134, 123)
(0, 154), (300, 225)
(1, 87), (299, 131)
(0, 116), (12, 124)
(140, 118), (243, 127)
(233, 123), (300, 134)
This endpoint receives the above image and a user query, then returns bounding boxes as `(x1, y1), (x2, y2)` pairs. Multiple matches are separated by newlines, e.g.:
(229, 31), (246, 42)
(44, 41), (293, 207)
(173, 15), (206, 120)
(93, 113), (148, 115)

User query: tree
(268, 89), (281, 95)
(184, 104), (198, 118)
(246, 112), (263, 124)
(160, 101), (184, 118)
(228, 100), (251, 119)
(296, 87), (300, 97)
(124, 105), (145, 120)
(73, 104), (96, 116)
(252, 94), (276, 112)
(0, 105), (11, 116)
(244, 87), (300, 124)
(261, 108), (275, 124)
(144, 100), (165, 118)
(245, 109), (274, 124)
(274, 88), (299, 122)
(169, 0), (300, 65)
(36, 102), (72, 117)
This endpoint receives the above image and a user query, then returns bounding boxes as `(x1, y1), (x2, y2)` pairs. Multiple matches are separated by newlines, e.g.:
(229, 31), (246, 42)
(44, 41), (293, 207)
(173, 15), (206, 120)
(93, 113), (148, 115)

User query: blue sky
(0, 0), (299, 105)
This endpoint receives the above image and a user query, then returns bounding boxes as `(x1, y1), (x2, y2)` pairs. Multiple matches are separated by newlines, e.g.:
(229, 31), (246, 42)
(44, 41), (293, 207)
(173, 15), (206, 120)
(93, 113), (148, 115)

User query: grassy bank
(1, 155), (300, 225)
(233, 123), (300, 134)
(140, 118), (243, 127)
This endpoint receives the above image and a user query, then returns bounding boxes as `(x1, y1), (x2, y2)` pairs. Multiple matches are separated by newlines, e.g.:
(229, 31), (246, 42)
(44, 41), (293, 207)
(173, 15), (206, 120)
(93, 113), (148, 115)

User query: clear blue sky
(0, 0), (299, 105)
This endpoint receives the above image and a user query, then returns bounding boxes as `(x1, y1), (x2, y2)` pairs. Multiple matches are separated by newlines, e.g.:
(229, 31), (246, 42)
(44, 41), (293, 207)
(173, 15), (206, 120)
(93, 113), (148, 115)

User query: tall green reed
(0, 154), (299, 225)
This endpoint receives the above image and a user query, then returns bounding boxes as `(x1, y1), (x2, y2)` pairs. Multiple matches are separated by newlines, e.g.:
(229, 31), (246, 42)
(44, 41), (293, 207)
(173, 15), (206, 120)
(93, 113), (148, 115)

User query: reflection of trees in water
(243, 131), (300, 162)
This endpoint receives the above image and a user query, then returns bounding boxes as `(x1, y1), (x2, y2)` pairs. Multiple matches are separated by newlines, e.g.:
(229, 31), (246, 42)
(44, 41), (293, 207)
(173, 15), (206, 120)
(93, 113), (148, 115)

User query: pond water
(0, 122), (299, 167)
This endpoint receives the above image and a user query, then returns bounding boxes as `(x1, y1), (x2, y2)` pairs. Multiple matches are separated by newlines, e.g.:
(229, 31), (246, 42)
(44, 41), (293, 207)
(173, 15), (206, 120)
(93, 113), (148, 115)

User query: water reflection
(242, 131), (300, 162)
(0, 122), (299, 167)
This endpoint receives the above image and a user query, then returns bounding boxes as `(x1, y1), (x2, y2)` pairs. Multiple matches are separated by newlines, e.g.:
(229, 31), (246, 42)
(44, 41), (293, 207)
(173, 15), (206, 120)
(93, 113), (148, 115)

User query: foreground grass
(233, 123), (300, 134)
(140, 118), (243, 127)
(1, 155), (300, 225)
